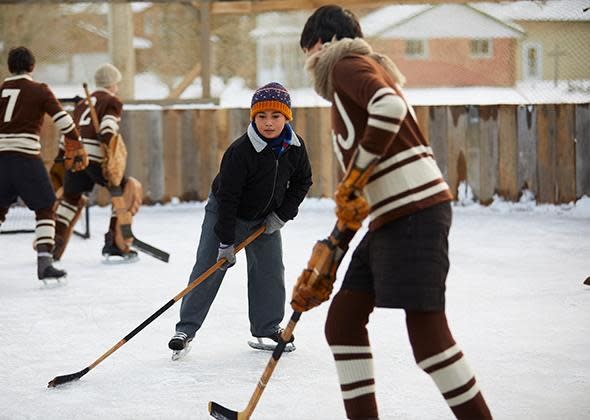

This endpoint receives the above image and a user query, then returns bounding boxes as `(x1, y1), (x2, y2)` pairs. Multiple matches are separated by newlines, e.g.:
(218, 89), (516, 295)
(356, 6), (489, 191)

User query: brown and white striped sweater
(0, 74), (80, 156)
(327, 49), (453, 231)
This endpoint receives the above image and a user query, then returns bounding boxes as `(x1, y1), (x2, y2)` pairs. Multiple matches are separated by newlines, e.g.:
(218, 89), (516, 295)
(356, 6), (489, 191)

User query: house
(250, 11), (308, 88)
(361, 3), (524, 87)
(472, 0), (590, 84)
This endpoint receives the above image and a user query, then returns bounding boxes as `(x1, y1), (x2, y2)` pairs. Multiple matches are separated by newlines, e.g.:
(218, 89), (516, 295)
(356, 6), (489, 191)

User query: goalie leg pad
(111, 177), (143, 253)
(53, 194), (87, 260)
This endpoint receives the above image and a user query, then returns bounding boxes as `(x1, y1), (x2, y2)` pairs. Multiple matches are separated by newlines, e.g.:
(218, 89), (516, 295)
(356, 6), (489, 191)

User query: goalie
(52, 63), (142, 263)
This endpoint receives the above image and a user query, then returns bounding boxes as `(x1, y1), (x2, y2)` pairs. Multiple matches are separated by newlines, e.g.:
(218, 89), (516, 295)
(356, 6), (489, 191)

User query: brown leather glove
(64, 138), (89, 172)
(334, 174), (371, 231)
(291, 239), (343, 312)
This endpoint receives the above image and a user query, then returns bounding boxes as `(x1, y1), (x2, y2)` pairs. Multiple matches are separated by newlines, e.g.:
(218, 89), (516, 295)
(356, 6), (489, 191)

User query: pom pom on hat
(95, 63), (122, 88)
(250, 82), (292, 121)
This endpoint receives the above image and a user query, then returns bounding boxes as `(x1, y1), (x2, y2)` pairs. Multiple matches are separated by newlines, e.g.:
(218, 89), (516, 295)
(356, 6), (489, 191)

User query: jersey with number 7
(0, 74), (79, 156)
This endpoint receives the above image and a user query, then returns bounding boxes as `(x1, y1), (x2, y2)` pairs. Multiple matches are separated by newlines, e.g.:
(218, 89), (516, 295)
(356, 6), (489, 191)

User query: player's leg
(324, 233), (379, 419)
(54, 166), (95, 261)
(53, 191), (87, 261)
(0, 153), (16, 230)
(16, 157), (65, 280)
(103, 176), (143, 259)
(0, 207), (7, 229)
(406, 311), (492, 419)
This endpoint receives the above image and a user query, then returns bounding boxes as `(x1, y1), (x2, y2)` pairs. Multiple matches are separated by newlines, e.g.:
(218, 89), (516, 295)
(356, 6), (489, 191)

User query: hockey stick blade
(132, 236), (170, 263)
(208, 311), (301, 420)
(48, 367), (89, 388)
(208, 401), (244, 420)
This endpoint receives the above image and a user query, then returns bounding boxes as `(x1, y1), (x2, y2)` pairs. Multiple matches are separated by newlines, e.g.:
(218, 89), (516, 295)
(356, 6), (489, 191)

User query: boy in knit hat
(52, 63), (143, 263)
(168, 82), (312, 358)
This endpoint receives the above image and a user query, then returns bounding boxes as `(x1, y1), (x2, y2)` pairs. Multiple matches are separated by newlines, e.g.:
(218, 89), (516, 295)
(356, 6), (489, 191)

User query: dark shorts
(0, 153), (55, 210)
(340, 201), (452, 311)
(63, 161), (108, 195)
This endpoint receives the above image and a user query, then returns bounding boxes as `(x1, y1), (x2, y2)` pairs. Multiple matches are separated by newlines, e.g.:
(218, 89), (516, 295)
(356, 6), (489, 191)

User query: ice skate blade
(247, 338), (296, 352)
(171, 344), (192, 361)
(102, 254), (139, 265)
(39, 276), (68, 288)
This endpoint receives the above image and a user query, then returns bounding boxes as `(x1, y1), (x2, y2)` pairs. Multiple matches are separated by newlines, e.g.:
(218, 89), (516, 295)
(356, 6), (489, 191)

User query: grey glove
(217, 243), (236, 270)
(264, 212), (285, 235)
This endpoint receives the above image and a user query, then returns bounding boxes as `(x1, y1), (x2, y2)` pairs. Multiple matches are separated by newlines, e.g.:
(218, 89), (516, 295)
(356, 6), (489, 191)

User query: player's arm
(43, 84), (88, 172)
(98, 97), (123, 145)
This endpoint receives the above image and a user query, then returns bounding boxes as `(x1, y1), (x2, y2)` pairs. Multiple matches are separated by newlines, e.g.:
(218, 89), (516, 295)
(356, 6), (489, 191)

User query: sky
(0, 194), (589, 420)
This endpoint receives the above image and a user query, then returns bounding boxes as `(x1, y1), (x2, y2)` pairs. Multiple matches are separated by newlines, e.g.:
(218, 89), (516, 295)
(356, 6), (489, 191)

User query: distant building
(473, 0), (590, 83)
(361, 4), (524, 87)
(250, 1), (589, 91)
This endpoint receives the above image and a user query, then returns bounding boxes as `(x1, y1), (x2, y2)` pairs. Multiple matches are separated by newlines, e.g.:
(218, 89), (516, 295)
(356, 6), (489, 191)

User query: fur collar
(304, 37), (406, 101)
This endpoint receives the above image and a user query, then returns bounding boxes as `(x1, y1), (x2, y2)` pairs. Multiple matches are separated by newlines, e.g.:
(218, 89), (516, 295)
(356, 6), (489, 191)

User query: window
(522, 43), (542, 80)
(405, 40), (426, 59)
(143, 15), (153, 36)
(470, 39), (492, 58)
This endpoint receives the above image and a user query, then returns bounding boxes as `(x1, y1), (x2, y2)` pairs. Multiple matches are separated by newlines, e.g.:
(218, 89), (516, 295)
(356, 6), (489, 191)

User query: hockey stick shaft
(48, 225), (265, 388)
(208, 224), (358, 419)
(209, 311), (301, 420)
(82, 83), (101, 134)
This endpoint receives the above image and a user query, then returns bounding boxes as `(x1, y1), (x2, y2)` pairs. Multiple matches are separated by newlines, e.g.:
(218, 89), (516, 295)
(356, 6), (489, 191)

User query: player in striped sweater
(292, 6), (492, 419)
(0, 46), (88, 281)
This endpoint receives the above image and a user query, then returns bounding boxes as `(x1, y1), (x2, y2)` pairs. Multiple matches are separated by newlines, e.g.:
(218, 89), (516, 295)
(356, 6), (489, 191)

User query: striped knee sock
(34, 218), (55, 250)
(330, 344), (378, 419)
(325, 290), (378, 419)
(418, 344), (491, 419)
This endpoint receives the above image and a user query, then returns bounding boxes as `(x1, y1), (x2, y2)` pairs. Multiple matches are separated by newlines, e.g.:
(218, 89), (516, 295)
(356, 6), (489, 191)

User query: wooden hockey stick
(47, 225), (265, 388)
(208, 224), (357, 420)
(131, 235), (170, 263)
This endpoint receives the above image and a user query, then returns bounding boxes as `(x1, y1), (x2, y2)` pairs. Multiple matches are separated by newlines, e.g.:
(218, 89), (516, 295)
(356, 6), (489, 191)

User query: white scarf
(304, 37), (406, 101)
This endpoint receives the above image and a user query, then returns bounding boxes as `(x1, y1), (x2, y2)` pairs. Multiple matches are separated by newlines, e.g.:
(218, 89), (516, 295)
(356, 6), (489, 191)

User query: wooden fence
(40, 103), (590, 206)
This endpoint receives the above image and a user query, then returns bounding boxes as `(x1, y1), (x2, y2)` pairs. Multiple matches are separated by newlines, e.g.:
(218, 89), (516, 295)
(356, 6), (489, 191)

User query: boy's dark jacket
(211, 123), (313, 244)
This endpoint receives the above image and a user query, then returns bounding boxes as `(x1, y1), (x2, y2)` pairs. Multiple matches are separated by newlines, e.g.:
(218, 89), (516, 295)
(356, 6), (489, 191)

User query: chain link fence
(1, 1), (588, 105)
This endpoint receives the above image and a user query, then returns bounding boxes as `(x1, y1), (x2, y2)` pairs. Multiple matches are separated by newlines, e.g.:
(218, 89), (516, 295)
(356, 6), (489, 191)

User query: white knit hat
(94, 63), (122, 88)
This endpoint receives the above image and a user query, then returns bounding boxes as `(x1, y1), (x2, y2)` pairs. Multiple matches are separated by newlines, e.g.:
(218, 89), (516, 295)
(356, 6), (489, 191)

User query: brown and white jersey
(331, 55), (453, 230)
(73, 88), (123, 163)
(0, 74), (79, 156)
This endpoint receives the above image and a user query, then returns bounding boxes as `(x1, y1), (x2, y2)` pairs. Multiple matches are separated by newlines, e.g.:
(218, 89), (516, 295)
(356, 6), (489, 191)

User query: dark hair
(8, 46), (35, 74)
(299, 5), (363, 50)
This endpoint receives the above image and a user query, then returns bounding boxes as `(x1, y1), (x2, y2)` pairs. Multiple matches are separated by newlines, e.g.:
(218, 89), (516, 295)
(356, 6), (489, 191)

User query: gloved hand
(64, 138), (89, 172)
(291, 239), (342, 312)
(217, 243), (236, 271)
(334, 184), (370, 231)
(334, 147), (378, 231)
(264, 212), (285, 235)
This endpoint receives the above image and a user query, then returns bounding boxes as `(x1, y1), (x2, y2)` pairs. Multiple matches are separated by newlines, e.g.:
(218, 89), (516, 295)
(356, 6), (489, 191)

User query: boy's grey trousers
(175, 195), (285, 339)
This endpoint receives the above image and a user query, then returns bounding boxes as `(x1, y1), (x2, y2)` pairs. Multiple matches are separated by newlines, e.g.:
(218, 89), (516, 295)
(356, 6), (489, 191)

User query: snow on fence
(38, 103), (590, 206)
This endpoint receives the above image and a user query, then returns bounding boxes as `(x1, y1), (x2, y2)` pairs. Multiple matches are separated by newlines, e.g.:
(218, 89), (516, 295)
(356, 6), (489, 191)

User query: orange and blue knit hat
(250, 82), (292, 121)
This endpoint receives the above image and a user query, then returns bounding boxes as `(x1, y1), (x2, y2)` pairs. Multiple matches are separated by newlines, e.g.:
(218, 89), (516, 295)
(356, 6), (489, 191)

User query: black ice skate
(169, 331), (193, 360)
(102, 232), (139, 264)
(38, 256), (67, 285)
(248, 328), (296, 352)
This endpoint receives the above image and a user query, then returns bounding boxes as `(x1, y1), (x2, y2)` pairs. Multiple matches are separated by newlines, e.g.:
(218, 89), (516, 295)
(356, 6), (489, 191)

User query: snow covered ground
(0, 197), (589, 420)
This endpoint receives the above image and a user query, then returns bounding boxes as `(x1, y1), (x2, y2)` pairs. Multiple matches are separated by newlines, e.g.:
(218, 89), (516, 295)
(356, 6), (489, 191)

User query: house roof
(361, 3), (524, 39)
(472, 0), (590, 22)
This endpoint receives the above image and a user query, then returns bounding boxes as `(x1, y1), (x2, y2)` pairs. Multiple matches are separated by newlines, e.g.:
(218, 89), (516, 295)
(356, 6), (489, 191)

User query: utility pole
(547, 44), (567, 87)
(200, 0), (211, 100)
(108, 3), (136, 99)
